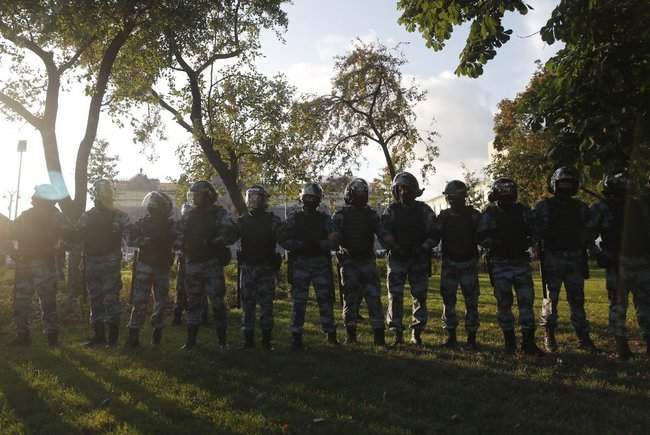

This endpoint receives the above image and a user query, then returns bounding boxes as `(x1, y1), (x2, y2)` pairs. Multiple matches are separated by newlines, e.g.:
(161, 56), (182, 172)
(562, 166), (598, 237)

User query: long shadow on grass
(125, 331), (650, 435)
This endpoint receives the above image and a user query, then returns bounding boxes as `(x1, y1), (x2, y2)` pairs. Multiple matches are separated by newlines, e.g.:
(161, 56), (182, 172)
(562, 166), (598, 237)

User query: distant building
(114, 169), (179, 221)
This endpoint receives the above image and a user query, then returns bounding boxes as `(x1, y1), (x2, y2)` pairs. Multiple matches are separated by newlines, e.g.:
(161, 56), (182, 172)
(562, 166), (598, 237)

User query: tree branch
(58, 35), (98, 73)
(0, 91), (42, 128)
(150, 88), (192, 133)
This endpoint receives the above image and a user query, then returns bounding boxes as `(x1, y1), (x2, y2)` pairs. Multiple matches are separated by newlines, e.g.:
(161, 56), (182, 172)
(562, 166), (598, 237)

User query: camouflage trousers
(340, 256), (384, 330)
(174, 256), (208, 317)
(491, 259), (535, 331)
(440, 257), (480, 332)
(386, 254), (430, 333)
(539, 250), (589, 333)
(86, 253), (123, 325)
(14, 257), (58, 335)
(606, 256), (650, 338)
(240, 263), (275, 332)
(185, 257), (227, 328)
(290, 256), (336, 334)
(127, 261), (170, 330)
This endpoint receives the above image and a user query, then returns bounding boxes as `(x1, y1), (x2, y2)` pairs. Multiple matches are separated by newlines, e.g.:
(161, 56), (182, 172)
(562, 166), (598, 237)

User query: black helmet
(550, 166), (579, 196)
(300, 182), (323, 202)
(443, 180), (468, 198)
(391, 172), (423, 202)
(602, 170), (629, 197)
(142, 191), (173, 216)
(344, 178), (369, 205)
(245, 184), (270, 211)
(189, 180), (217, 205)
(489, 177), (518, 203)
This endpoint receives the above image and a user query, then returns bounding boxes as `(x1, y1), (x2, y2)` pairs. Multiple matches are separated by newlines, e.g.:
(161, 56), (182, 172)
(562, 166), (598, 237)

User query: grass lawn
(0, 264), (648, 434)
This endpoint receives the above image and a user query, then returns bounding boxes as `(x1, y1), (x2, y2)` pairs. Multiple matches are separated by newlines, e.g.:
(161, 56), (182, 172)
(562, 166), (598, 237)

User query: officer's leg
(127, 264), (151, 331)
(185, 263), (205, 327)
(439, 261), (459, 332)
(85, 258), (106, 325)
(539, 255), (562, 331)
(34, 260), (58, 339)
(150, 267), (169, 344)
(240, 265), (257, 333)
(386, 256), (407, 336)
(408, 259), (429, 339)
(631, 263), (650, 346)
(313, 263), (337, 337)
(565, 261), (589, 334)
(459, 261), (480, 340)
(492, 265), (516, 344)
(362, 260), (385, 332)
(290, 265), (310, 349)
(514, 264), (542, 355)
(104, 256), (123, 345)
(12, 261), (34, 344)
(258, 267), (276, 334)
(341, 262), (361, 330)
(173, 258), (187, 324)
(207, 262), (228, 347)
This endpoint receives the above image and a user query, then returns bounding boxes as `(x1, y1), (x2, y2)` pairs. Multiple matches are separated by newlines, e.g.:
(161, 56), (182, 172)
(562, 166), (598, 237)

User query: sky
(0, 0), (561, 216)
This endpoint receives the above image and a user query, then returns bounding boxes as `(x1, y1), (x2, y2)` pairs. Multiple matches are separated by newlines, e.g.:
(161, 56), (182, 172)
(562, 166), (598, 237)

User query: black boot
(171, 310), (182, 326)
(615, 336), (634, 361)
(107, 323), (119, 346)
(577, 331), (599, 353)
(522, 329), (544, 356)
(544, 326), (558, 353)
(217, 328), (227, 350)
(410, 329), (423, 347)
(9, 331), (31, 347)
(126, 328), (140, 348)
(466, 330), (478, 351)
(373, 328), (386, 346)
(393, 329), (404, 346)
(261, 329), (273, 351)
(503, 329), (516, 354)
(327, 331), (339, 345)
(243, 330), (254, 349)
(152, 328), (163, 345)
(47, 332), (58, 347)
(345, 326), (357, 344)
(291, 332), (303, 351)
(181, 325), (198, 350)
(85, 323), (106, 347)
(444, 329), (458, 349)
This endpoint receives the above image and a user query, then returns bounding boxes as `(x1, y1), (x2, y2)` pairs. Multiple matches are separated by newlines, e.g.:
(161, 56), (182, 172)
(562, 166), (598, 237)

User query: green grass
(0, 264), (648, 434)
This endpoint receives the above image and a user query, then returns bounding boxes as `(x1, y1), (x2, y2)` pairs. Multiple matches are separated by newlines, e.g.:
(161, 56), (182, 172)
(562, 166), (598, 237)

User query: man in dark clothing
(278, 182), (338, 350)
(126, 191), (176, 347)
(332, 178), (386, 346)
(437, 180), (482, 350)
(235, 185), (282, 350)
(380, 172), (439, 346)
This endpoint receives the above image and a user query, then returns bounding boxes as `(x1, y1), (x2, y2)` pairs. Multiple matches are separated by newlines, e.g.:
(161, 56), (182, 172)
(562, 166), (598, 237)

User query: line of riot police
(2, 167), (648, 361)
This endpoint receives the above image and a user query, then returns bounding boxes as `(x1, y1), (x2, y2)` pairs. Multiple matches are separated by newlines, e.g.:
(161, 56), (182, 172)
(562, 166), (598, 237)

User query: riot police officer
(332, 178), (386, 346)
(79, 179), (130, 346)
(126, 191), (176, 347)
(235, 185), (282, 350)
(175, 181), (237, 350)
(478, 177), (543, 355)
(589, 170), (650, 359)
(437, 180), (482, 350)
(278, 182), (338, 350)
(380, 172), (439, 346)
(535, 167), (598, 353)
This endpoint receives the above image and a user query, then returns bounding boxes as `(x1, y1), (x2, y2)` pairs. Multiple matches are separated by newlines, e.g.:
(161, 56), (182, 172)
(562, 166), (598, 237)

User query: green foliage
(460, 163), (487, 211)
(87, 139), (119, 187)
(397, 0), (530, 77)
(313, 40), (439, 182)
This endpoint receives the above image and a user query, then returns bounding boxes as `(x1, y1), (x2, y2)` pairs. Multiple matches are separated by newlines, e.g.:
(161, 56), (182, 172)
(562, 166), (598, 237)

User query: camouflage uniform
(236, 211), (282, 333)
(590, 198), (650, 339)
(79, 205), (129, 326)
(381, 201), (438, 335)
(278, 209), (337, 335)
(127, 215), (175, 330)
(176, 204), (237, 330)
(478, 203), (536, 332)
(11, 204), (70, 340)
(535, 197), (591, 334)
(437, 206), (482, 333)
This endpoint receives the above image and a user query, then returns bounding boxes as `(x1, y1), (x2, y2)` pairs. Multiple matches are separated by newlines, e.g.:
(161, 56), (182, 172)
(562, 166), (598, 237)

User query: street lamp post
(15, 140), (26, 218)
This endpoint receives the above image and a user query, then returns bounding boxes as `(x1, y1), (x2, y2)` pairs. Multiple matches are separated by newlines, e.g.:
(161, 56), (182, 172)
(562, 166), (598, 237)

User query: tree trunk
(198, 138), (247, 215)
(379, 141), (397, 180)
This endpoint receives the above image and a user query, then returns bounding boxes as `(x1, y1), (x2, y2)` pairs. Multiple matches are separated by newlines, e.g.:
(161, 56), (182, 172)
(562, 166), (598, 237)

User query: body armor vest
(341, 206), (375, 257)
(15, 206), (60, 259)
(184, 206), (221, 263)
(239, 212), (276, 264)
(84, 207), (122, 256)
(391, 202), (426, 252)
(137, 216), (175, 268)
(295, 210), (328, 257)
(439, 207), (478, 261)
(489, 203), (530, 259)
(545, 197), (583, 251)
